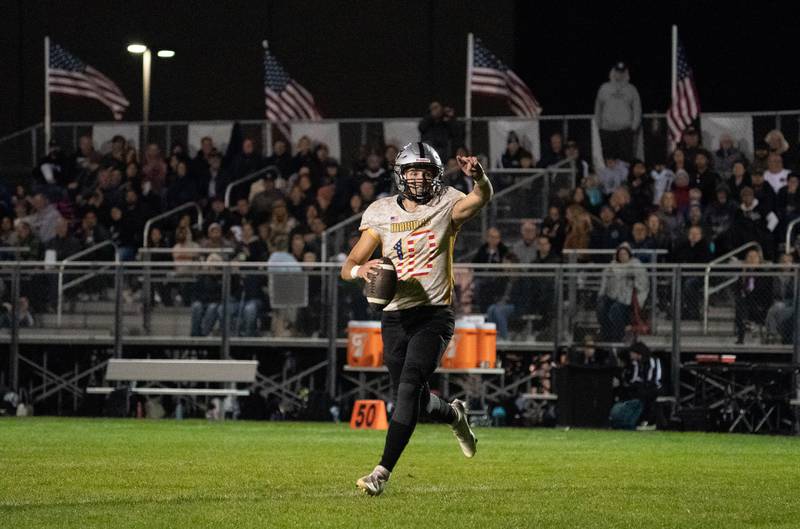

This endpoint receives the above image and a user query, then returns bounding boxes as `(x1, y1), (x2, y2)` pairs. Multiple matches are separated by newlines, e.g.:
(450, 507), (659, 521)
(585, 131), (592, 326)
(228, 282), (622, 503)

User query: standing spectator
(596, 243), (649, 342)
(763, 153), (790, 193)
(472, 227), (509, 312)
(650, 159), (675, 206)
(418, 101), (461, 158)
(627, 160), (653, 219)
(291, 136), (314, 174)
(714, 133), (746, 179)
(536, 132), (566, 168)
(594, 61), (641, 162)
(540, 205), (566, 255)
(264, 139), (293, 178)
(621, 341), (662, 428)
(690, 150), (719, 206)
(44, 218), (82, 309)
(673, 226), (712, 319)
(101, 135), (127, 172)
(765, 253), (795, 343)
(703, 185), (738, 256)
(597, 156), (629, 197)
(512, 219), (538, 263)
(190, 136), (215, 190)
(733, 248), (772, 344)
(146, 227), (174, 306)
(117, 189), (146, 260)
(734, 187), (779, 260)
(679, 127), (702, 173)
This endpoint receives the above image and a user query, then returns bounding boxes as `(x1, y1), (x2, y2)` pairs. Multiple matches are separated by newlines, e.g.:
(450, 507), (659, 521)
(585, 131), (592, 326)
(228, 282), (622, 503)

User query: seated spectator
(202, 222), (235, 253)
(646, 214), (672, 255)
(141, 143), (168, 195)
(204, 196), (234, 234)
(563, 205), (592, 258)
(190, 253), (225, 337)
(512, 219), (538, 263)
(581, 174), (605, 215)
(764, 152), (790, 193)
(621, 341), (662, 427)
(702, 185), (738, 256)
(734, 186), (778, 261)
(486, 252), (525, 340)
(590, 205), (629, 257)
(650, 159), (674, 207)
(0, 296), (35, 329)
(734, 247), (772, 344)
(765, 129), (799, 171)
(669, 147), (689, 174)
(11, 221), (43, 260)
(751, 141), (770, 174)
(596, 243), (648, 342)
(358, 153), (391, 197)
(286, 184), (309, 221)
(145, 227), (174, 306)
(249, 174), (285, 224)
(609, 187), (639, 225)
(229, 138), (264, 185)
(26, 193), (64, 244)
(236, 223), (269, 337)
(765, 253), (795, 343)
(537, 132), (565, 168)
(204, 151), (229, 202)
(166, 160), (198, 210)
(673, 226), (712, 319)
(568, 334), (615, 367)
(500, 131), (531, 169)
(564, 140), (590, 180)
(0, 216), (14, 246)
(597, 156), (628, 197)
(269, 200), (298, 253)
(671, 169), (691, 215)
(751, 169), (777, 213)
(714, 133), (746, 179)
(230, 198), (256, 228)
(627, 159), (653, 219)
(729, 161), (751, 202)
(776, 173), (800, 237)
(172, 226), (200, 305)
(292, 136), (314, 174)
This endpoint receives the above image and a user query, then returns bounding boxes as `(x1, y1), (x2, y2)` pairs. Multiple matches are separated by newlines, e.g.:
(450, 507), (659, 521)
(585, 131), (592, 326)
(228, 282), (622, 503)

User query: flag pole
(44, 36), (51, 150)
(671, 26), (678, 105)
(262, 40), (273, 153)
(465, 33), (474, 151)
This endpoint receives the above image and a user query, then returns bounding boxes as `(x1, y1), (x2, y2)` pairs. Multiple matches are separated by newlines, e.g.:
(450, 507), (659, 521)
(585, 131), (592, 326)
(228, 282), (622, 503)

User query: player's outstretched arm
(452, 155), (494, 226)
(340, 230), (382, 281)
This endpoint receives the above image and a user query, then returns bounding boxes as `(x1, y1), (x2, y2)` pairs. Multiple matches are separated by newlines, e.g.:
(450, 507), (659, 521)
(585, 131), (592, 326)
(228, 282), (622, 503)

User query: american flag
(666, 39), (700, 148)
(48, 42), (129, 119)
(263, 44), (322, 138)
(470, 37), (542, 118)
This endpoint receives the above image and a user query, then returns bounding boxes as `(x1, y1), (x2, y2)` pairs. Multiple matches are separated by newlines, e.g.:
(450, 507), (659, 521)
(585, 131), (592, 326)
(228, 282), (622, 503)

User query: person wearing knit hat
(595, 242), (649, 342)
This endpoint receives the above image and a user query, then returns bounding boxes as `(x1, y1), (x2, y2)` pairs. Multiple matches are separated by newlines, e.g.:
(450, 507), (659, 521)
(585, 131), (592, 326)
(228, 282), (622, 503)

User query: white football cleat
(356, 465), (390, 496)
(450, 399), (477, 458)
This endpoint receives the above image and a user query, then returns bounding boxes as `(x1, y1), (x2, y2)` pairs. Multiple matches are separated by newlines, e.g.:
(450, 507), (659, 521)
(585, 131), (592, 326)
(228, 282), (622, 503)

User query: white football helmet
(393, 142), (444, 203)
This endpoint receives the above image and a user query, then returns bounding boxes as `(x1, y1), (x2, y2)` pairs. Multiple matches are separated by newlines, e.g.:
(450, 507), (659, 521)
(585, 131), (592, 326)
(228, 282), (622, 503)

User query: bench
(87, 359), (258, 396)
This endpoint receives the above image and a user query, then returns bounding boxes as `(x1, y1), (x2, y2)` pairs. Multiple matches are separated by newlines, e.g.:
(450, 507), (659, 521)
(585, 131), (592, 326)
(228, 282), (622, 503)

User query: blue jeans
(597, 296), (630, 342)
(239, 299), (263, 337)
(190, 300), (239, 336)
(487, 302), (516, 340)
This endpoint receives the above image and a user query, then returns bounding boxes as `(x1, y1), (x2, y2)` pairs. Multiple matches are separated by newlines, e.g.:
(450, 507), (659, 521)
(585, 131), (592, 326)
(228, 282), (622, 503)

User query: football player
(341, 142), (493, 496)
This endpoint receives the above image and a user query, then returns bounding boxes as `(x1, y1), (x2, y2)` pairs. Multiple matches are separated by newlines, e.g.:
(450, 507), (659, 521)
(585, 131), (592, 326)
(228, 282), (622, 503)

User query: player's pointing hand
(456, 155), (482, 178)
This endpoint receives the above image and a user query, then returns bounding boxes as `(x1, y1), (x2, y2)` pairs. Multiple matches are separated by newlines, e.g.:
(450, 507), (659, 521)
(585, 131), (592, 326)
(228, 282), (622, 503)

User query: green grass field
(1, 418), (799, 529)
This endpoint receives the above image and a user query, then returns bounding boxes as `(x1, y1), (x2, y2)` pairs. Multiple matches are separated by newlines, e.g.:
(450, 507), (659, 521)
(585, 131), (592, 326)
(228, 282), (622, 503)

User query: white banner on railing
(187, 123), (233, 156)
(701, 115), (754, 159)
(291, 122), (341, 162)
(382, 120), (419, 149)
(92, 123), (140, 153)
(488, 119), (540, 168)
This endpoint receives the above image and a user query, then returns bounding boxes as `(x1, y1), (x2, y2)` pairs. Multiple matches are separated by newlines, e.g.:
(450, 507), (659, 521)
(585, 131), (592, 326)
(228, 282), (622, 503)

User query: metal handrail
(142, 202), (203, 248)
(320, 212), (364, 263)
(702, 241), (763, 333)
(784, 217), (800, 254)
(56, 240), (119, 327)
(223, 165), (279, 209)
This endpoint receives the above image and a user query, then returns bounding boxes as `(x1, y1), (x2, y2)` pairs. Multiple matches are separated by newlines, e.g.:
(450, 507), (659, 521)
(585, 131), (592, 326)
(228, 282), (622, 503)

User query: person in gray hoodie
(596, 242), (649, 342)
(594, 62), (642, 163)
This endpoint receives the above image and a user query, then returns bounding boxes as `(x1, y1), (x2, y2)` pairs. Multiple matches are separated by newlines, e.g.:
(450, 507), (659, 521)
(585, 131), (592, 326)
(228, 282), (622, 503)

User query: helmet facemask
(395, 163), (442, 203)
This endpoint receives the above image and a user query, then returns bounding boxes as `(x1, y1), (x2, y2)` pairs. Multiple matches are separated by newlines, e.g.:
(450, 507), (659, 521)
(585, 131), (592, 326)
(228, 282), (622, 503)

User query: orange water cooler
(441, 319), (479, 368)
(477, 322), (497, 368)
(346, 321), (383, 367)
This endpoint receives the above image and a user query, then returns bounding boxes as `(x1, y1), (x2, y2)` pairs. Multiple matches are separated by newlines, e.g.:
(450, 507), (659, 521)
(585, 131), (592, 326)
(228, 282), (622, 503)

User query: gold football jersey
(359, 186), (466, 311)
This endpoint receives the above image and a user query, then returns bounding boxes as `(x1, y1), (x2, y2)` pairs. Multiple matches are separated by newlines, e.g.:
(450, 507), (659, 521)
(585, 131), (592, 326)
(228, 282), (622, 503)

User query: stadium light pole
(127, 44), (174, 145)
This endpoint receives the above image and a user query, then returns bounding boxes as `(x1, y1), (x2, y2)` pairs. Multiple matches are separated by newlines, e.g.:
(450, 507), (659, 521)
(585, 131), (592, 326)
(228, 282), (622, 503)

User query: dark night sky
(2, 0), (798, 137)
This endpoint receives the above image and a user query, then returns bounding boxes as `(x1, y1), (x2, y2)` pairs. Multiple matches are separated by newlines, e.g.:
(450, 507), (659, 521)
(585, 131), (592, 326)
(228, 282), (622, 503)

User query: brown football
(365, 257), (398, 311)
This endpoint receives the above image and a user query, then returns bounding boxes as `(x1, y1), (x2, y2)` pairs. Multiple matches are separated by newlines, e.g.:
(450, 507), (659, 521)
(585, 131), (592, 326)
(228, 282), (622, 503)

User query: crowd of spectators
(477, 125), (800, 344)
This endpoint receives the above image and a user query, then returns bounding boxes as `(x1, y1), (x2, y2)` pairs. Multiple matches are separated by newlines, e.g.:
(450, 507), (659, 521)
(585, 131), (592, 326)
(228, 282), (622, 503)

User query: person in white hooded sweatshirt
(594, 61), (642, 163)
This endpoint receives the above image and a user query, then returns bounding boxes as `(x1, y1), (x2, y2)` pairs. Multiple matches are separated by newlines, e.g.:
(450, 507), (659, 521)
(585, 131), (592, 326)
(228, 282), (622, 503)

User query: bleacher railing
(4, 110), (799, 171)
(2, 261), (799, 402)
